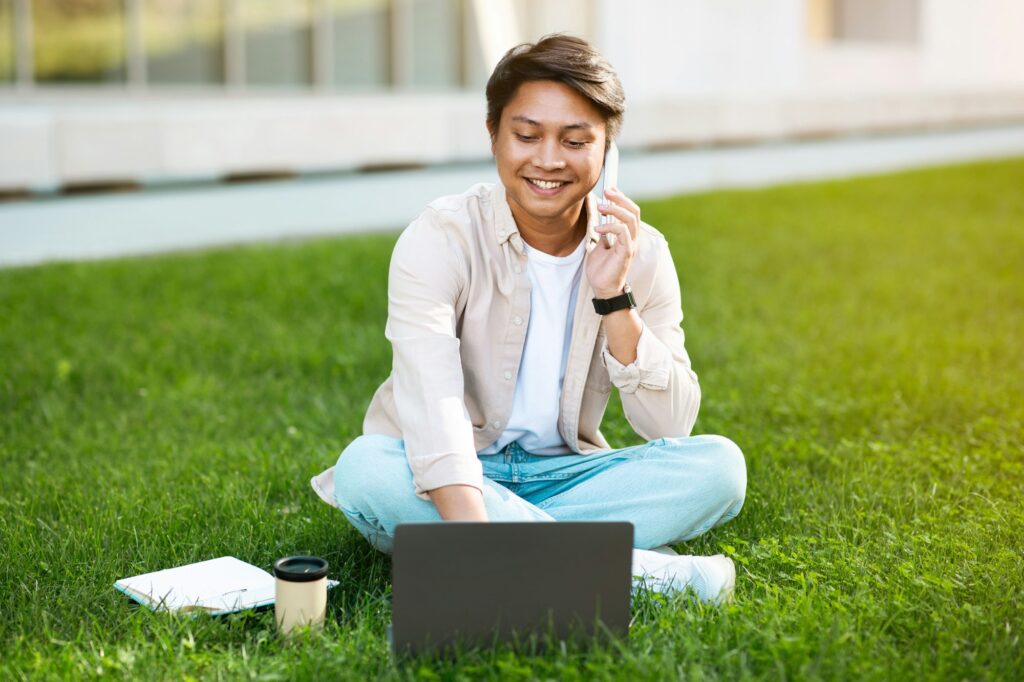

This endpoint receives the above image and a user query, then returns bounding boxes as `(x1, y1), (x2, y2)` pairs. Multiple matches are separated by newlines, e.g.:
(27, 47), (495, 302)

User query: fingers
(597, 200), (633, 224)
(596, 205), (636, 247)
(594, 219), (633, 252)
(605, 186), (640, 217)
(599, 188), (640, 240)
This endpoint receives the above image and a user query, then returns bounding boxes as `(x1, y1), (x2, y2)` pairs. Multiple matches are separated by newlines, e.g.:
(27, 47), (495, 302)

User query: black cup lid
(274, 555), (329, 582)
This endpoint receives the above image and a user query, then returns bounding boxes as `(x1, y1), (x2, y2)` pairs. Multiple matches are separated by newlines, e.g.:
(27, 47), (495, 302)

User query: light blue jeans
(332, 434), (746, 554)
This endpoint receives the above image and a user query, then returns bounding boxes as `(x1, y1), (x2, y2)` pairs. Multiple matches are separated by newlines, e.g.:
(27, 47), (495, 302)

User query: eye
(565, 140), (589, 149)
(515, 133), (537, 142)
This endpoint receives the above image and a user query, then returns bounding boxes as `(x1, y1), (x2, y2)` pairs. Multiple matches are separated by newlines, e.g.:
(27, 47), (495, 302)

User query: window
(33, 0), (127, 83)
(243, 0), (314, 87)
(408, 0), (460, 89)
(808, 0), (920, 45)
(144, 0), (225, 85)
(462, 0), (489, 89)
(0, 0), (13, 83)
(10, 0), (493, 90)
(329, 0), (389, 88)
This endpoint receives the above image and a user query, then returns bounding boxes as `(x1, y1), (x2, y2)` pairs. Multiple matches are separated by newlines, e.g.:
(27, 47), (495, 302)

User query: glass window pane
(409, 0), (460, 89)
(144, 0), (225, 85)
(244, 0), (313, 87)
(835, 0), (920, 44)
(330, 0), (389, 88)
(0, 0), (14, 83)
(462, 0), (488, 89)
(33, 0), (126, 84)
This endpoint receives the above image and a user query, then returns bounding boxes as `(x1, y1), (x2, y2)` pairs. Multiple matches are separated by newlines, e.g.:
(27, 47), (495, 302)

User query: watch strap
(592, 287), (636, 315)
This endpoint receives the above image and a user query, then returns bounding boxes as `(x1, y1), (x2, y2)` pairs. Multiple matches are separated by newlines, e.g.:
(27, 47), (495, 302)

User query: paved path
(2, 123), (1023, 267)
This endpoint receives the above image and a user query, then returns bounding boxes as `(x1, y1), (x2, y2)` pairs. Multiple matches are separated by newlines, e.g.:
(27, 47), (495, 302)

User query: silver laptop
(389, 521), (633, 656)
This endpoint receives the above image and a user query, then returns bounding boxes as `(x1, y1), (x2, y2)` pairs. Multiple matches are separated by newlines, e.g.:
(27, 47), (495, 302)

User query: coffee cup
(273, 555), (328, 634)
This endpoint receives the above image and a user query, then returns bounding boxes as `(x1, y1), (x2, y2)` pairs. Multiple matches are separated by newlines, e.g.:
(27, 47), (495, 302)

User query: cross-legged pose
(312, 35), (746, 603)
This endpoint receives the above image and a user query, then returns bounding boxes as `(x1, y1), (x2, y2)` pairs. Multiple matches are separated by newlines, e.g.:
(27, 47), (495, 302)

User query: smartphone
(594, 141), (620, 245)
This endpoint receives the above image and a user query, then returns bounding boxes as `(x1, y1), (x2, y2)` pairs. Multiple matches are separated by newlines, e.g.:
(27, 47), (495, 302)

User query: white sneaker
(632, 550), (736, 604)
(691, 554), (736, 605)
(649, 544), (679, 556)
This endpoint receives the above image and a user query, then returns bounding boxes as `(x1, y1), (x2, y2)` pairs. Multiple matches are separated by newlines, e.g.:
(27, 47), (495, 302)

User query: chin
(520, 197), (576, 220)
(519, 189), (587, 215)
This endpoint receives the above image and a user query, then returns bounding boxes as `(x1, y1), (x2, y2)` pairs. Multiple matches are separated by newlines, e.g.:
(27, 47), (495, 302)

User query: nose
(533, 140), (566, 171)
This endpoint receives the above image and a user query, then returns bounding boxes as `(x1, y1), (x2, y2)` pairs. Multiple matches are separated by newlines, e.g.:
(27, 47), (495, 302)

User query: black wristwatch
(592, 284), (636, 315)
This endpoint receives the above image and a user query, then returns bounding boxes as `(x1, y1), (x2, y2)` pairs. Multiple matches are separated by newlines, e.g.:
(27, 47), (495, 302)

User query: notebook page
(116, 556), (274, 611)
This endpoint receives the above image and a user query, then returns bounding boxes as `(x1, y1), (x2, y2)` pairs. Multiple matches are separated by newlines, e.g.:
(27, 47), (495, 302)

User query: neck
(509, 199), (589, 257)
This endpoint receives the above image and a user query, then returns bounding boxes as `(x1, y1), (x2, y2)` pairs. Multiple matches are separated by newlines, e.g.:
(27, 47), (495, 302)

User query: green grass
(2, 158), (1022, 680)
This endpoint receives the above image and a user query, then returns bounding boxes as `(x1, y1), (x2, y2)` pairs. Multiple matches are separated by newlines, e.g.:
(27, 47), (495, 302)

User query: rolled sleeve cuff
(601, 324), (671, 394)
(409, 452), (485, 502)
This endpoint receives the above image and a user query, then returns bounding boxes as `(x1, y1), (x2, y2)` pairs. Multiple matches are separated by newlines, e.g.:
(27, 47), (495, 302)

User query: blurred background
(1, 0), (1023, 264)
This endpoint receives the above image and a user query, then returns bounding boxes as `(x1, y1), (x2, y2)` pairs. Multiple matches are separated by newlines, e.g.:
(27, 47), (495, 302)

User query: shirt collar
(493, 183), (602, 256)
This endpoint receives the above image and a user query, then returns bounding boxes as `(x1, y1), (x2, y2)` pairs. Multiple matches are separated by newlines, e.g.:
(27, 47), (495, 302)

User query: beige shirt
(313, 182), (700, 504)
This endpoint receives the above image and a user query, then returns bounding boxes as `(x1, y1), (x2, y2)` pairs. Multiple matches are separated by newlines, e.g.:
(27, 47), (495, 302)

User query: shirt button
(513, 265), (522, 274)
(491, 420), (501, 429)
(498, 230), (507, 238)
(512, 315), (523, 325)
(503, 371), (512, 380)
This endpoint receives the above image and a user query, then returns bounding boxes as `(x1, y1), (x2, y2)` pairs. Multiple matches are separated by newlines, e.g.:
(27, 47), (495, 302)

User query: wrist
(593, 284), (626, 299)
(592, 283), (635, 315)
(428, 484), (488, 522)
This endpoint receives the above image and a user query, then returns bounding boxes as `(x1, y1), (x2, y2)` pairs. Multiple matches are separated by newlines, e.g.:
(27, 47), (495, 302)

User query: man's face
(490, 80), (607, 228)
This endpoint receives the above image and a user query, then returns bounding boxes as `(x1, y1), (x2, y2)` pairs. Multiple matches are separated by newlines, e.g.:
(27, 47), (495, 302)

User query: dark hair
(486, 34), (625, 149)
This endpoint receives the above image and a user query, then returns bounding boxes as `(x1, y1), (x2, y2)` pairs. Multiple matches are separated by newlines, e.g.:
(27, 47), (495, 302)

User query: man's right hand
(427, 484), (489, 522)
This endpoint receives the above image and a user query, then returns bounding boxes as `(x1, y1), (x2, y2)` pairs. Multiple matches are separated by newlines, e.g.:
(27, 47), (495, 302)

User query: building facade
(1, 0), (1023, 192)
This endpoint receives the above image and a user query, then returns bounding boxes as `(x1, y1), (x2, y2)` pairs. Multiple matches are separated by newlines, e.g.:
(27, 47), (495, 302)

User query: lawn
(1, 158), (1022, 680)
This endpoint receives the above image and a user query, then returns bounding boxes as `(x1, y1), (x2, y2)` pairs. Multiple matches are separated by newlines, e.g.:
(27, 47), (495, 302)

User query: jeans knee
(333, 434), (402, 514)
(703, 435), (747, 511)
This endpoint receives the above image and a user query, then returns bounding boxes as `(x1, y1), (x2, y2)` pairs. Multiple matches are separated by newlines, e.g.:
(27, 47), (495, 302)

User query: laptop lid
(391, 521), (633, 656)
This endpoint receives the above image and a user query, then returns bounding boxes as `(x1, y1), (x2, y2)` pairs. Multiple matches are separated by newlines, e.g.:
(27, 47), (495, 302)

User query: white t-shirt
(480, 237), (586, 455)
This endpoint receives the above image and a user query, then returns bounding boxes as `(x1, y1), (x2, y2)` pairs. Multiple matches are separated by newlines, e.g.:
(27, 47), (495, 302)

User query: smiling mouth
(525, 178), (569, 191)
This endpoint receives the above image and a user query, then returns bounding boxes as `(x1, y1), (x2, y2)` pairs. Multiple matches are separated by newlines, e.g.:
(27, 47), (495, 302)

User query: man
(311, 35), (746, 603)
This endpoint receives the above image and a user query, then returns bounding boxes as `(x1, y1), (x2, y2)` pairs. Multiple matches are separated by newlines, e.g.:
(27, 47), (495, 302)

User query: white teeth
(528, 178), (565, 190)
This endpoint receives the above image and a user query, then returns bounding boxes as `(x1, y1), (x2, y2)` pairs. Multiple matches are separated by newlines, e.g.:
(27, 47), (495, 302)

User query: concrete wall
(0, 93), (487, 190)
(597, 0), (1024, 97)
(922, 0), (1024, 89)
(597, 0), (805, 97)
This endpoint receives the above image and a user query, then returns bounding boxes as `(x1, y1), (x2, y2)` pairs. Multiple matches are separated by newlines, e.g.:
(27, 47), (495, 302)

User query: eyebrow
(511, 115), (594, 131)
